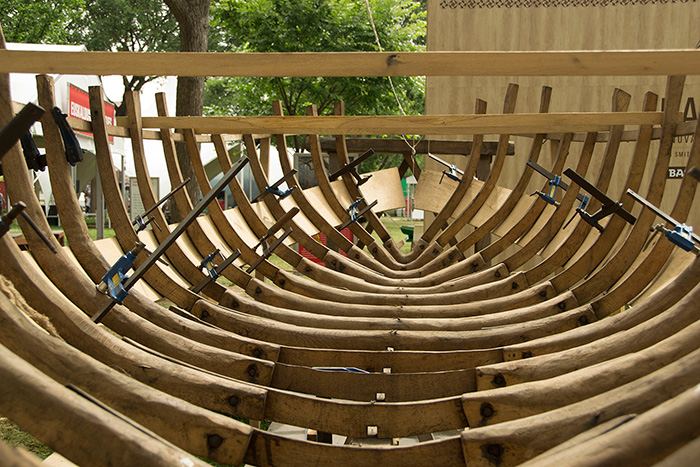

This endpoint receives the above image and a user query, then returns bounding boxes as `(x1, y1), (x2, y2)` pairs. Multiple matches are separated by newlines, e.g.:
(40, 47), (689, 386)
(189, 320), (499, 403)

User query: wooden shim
(2, 49), (700, 77)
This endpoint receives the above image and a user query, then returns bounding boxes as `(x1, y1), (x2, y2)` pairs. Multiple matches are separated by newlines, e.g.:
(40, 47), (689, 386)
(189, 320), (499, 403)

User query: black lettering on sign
(668, 167), (685, 179)
(662, 97), (698, 121)
(684, 97), (697, 122)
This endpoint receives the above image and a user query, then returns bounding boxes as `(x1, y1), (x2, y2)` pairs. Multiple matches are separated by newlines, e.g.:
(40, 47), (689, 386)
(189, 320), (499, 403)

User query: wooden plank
(133, 112), (663, 136)
(315, 136), (510, 156)
(414, 169), (460, 213)
(357, 167), (406, 213)
(2, 49), (699, 77)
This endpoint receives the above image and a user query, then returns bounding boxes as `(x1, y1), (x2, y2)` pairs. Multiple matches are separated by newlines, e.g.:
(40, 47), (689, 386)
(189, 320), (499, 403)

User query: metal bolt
(228, 395), (240, 407)
(278, 279), (286, 286)
(367, 426), (378, 437)
(252, 348), (263, 358)
(207, 434), (223, 449)
(255, 287), (262, 294)
(247, 365), (258, 378)
(492, 374), (506, 387)
(559, 302), (567, 310)
(485, 443), (503, 459)
(471, 261), (479, 268)
(480, 403), (494, 418)
(494, 271), (501, 278)
(578, 315), (589, 325)
(540, 290), (547, 297)
(230, 300), (239, 308)
(512, 282), (519, 290)
(200, 310), (209, 319)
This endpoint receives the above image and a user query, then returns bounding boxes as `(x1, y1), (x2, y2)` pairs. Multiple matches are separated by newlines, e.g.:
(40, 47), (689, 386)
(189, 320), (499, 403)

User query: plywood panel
(358, 167), (406, 213)
(223, 208), (260, 246)
(279, 196), (320, 237)
(302, 186), (343, 226)
(414, 169), (460, 213)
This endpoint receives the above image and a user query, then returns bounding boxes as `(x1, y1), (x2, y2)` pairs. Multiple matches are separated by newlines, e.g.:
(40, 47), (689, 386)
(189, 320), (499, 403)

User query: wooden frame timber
(2, 25), (700, 466)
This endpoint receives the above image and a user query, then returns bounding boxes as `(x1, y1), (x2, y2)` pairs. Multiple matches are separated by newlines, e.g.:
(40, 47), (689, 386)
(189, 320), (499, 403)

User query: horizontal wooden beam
(1, 50), (699, 77)
(121, 112), (664, 136)
(313, 137), (514, 156)
(64, 116), (269, 143)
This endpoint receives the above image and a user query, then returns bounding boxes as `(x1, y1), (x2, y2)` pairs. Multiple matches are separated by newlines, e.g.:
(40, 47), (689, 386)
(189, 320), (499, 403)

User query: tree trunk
(163, 0), (209, 221)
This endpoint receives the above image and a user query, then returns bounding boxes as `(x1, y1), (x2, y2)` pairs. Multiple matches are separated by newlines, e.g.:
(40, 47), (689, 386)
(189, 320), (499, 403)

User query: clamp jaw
(429, 153), (464, 184)
(199, 249), (226, 281)
(252, 170), (298, 203)
(339, 198), (379, 230)
(532, 175), (561, 206)
(329, 149), (375, 186)
(440, 164), (462, 184)
(563, 168), (636, 233)
(265, 185), (295, 200)
(132, 214), (160, 233)
(97, 241), (145, 304)
(628, 188), (699, 255)
(652, 223), (699, 254)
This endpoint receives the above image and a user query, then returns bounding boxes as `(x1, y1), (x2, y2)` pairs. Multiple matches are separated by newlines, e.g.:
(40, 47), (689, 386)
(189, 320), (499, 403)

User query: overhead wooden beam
(1, 50), (699, 77)
(121, 112), (663, 136)
(312, 137), (514, 156)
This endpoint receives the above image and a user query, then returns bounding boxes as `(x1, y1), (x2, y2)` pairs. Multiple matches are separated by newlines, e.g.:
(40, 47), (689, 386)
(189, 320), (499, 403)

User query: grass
(369, 215), (421, 255)
(0, 416), (53, 460)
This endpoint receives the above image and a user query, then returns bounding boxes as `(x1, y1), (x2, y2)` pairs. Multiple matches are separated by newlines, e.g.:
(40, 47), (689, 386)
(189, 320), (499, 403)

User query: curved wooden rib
(3, 29), (700, 465)
(333, 101), (415, 263)
(460, 348), (700, 466)
(0, 340), (210, 467)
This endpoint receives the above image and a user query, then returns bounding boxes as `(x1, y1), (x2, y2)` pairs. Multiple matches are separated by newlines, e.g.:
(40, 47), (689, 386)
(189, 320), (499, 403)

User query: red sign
(0, 180), (6, 212)
(69, 84), (116, 142)
(298, 228), (353, 265)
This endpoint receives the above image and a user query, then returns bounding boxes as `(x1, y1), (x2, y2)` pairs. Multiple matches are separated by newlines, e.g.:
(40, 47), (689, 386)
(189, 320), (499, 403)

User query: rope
(363, 0), (423, 165)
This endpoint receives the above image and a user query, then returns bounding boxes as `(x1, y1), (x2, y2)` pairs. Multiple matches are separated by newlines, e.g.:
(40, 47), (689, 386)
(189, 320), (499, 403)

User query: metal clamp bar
(329, 148), (374, 181)
(247, 227), (293, 273)
(92, 156), (249, 323)
(339, 199), (379, 230)
(190, 248), (242, 294)
(251, 207), (299, 252)
(252, 169), (297, 203)
(132, 177), (190, 232)
(0, 201), (58, 253)
(627, 188), (700, 245)
(565, 168), (636, 226)
(527, 159), (586, 202)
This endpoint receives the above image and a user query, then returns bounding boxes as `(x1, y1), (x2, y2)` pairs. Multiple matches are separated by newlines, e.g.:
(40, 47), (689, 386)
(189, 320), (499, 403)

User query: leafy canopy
(0, 0), (85, 43)
(206, 0), (426, 118)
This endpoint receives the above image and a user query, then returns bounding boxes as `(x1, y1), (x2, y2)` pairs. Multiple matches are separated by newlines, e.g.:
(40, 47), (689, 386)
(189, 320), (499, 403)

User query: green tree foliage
(69, 0), (180, 115)
(206, 0), (426, 119)
(0, 0), (85, 43)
